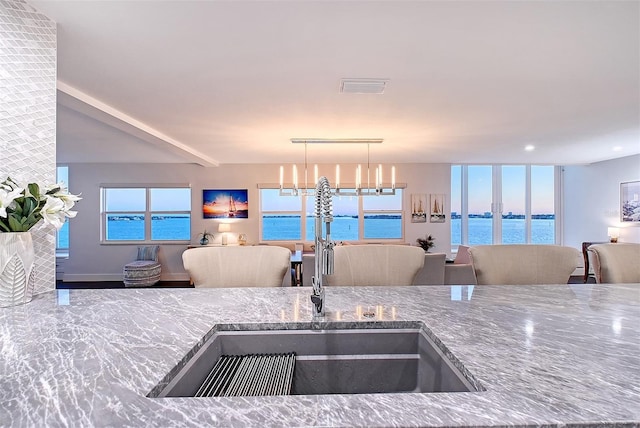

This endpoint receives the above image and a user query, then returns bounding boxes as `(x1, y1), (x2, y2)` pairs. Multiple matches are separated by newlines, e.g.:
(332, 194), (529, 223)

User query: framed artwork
(620, 180), (640, 223)
(411, 194), (427, 223)
(429, 194), (445, 223)
(203, 189), (248, 219)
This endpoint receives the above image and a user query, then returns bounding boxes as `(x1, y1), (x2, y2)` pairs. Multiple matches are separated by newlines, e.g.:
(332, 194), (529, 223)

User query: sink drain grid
(194, 352), (296, 397)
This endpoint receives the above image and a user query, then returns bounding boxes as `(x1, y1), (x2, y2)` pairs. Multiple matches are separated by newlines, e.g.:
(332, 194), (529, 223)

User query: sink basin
(150, 323), (482, 397)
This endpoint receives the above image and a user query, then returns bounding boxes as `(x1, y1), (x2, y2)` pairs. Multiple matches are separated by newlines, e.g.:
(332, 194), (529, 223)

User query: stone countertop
(1, 284), (639, 427)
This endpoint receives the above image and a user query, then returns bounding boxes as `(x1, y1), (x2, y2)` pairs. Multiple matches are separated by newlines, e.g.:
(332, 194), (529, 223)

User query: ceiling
(30, 0), (640, 166)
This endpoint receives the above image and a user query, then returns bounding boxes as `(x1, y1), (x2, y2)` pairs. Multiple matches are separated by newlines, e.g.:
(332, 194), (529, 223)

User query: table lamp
(607, 227), (620, 243)
(218, 223), (231, 245)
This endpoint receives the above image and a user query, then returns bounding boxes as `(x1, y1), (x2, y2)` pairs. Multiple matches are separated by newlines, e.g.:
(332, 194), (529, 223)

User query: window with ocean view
(56, 166), (69, 251)
(451, 165), (557, 248)
(260, 188), (403, 242)
(101, 186), (191, 242)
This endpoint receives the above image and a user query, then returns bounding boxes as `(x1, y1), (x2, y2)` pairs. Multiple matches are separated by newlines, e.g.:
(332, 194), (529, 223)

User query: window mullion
(461, 165), (468, 245)
(492, 165), (501, 244)
(525, 165), (532, 243)
(146, 189), (152, 241)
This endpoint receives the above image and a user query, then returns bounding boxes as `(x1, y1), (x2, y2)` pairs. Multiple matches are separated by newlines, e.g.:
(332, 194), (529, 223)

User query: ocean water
(102, 216), (191, 241)
(451, 218), (555, 245)
(58, 215), (554, 246)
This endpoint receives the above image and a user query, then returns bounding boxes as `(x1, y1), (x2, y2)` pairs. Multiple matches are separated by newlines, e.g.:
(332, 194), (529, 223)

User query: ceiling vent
(340, 78), (388, 94)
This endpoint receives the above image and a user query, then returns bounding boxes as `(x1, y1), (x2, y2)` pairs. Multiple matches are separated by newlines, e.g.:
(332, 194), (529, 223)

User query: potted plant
(198, 230), (214, 245)
(416, 234), (435, 252)
(0, 176), (80, 307)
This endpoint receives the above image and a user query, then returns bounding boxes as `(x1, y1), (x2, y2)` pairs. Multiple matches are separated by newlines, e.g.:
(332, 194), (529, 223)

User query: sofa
(587, 243), (640, 283)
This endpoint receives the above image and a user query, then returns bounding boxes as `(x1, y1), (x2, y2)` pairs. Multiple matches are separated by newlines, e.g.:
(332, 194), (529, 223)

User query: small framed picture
(620, 180), (640, 223)
(411, 194), (427, 223)
(430, 194), (445, 223)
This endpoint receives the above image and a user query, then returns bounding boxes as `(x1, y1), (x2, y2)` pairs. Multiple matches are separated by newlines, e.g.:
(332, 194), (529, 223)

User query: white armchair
(588, 243), (640, 283)
(182, 246), (291, 287)
(469, 244), (580, 285)
(325, 245), (425, 286)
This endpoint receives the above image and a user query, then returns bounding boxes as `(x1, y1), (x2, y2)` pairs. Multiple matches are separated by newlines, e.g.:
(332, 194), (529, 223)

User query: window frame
(258, 185), (405, 243)
(100, 184), (192, 244)
(451, 165), (560, 250)
(56, 165), (70, 256)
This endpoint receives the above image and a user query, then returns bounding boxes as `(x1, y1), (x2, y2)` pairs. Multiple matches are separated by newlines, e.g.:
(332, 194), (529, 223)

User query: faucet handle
(322, 243), (334, 275)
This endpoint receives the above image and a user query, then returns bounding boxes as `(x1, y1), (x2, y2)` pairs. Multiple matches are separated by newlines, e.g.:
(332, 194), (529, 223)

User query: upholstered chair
(123, 246), (162, 287)
(412, 252), (446, 285)
(182, 246), (291, 287)
(587, 243), (640, 283)
(444, 245), (477, 285)
(469, 244), (580, 285)
(324, 245), (425, 286)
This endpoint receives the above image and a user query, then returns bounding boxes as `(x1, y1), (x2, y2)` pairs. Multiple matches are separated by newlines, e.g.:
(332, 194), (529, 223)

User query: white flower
(1, 176), (81, 232)
(40, 196), (67, 229)
(0, 187), (23, 218)
(53, 190), (82, 211)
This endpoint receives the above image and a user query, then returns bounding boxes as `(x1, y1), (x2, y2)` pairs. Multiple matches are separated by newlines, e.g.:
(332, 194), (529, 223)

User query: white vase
(0, 232), (36, 308)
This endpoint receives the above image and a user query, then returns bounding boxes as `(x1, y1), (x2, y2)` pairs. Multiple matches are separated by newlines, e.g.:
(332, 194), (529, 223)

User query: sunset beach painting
(203, 189), (249, 218)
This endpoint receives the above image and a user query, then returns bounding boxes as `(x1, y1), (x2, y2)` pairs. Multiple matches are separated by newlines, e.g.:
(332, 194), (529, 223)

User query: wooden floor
(56, 280), (193, 289)
(56, 276), (592, 289)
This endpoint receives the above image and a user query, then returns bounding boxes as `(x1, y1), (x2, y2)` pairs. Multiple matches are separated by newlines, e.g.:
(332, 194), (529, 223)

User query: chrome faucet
(311, 176), (334, 318)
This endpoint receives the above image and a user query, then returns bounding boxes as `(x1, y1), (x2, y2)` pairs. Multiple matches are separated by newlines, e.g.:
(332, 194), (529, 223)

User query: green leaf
(28, 183), (40, 199)
(22, 197), (36, 216)
(8, 215), (25, 232)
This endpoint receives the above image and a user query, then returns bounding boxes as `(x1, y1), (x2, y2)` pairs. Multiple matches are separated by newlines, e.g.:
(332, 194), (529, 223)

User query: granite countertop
(1, 283), (639, 427)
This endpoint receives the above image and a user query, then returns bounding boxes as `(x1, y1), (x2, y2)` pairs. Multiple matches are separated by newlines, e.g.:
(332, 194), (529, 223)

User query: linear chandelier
(279, 139), (396, 197)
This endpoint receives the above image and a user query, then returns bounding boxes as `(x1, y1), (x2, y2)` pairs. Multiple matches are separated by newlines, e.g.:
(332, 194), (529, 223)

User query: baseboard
(63, 273), (190, 282)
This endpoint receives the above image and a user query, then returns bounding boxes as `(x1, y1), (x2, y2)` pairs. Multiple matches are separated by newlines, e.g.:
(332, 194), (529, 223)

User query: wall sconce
(218, 223), (231, 245)
(607, 227), (620, 243)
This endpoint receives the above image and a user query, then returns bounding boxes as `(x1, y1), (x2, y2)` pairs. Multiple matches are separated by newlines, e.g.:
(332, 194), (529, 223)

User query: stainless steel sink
(151, 323), (482, 397)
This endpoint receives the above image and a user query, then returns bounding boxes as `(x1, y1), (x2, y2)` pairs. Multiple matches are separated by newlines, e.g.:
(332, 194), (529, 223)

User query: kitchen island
(1, 283), (639, 427)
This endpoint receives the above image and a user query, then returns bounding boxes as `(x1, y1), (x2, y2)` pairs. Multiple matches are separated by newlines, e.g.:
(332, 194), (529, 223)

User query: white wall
(563, 154), (640, 249)
(1, 0), (57, 294)
(64, 162), (451, 281)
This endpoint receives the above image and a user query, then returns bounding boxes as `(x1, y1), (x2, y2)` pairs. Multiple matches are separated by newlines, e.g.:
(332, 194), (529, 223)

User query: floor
(56, 281), (193, 289)
(56, 276), (593, 289)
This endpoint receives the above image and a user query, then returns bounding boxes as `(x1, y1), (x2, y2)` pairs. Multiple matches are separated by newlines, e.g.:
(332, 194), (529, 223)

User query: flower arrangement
(0, 176), (81, 232)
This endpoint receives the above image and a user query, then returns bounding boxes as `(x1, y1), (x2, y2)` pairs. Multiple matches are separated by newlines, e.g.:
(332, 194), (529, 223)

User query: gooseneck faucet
(311, 176), (335, 318)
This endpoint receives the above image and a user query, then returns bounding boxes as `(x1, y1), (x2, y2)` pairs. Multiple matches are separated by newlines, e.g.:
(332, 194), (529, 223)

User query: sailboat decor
(411, 194), (427, 223)
(430, 194), (446, 223)
(203, 189), (249, 219)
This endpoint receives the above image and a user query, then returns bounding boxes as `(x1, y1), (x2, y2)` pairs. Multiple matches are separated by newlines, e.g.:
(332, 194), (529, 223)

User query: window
(362, 190), (403, 239)
(56, 166), (69, 252)
(451, 165), (557, 248)
(260, 188), (403, 242)
(101, 186), (191, 242)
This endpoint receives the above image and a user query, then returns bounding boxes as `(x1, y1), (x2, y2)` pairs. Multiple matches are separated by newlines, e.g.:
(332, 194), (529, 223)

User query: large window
(260, 188), (403, 242)
(451, 165), (557, 248)
(101, 186), (191, 242)
(56, 166), (69, 251)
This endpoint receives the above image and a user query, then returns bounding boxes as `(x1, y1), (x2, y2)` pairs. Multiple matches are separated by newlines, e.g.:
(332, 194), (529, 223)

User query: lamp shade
(218, 223), (231, 233)
(607, 227), (620, 242)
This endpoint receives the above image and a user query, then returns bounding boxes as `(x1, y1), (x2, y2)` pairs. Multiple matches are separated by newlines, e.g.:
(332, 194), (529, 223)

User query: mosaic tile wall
(0, 0), (57, 295)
